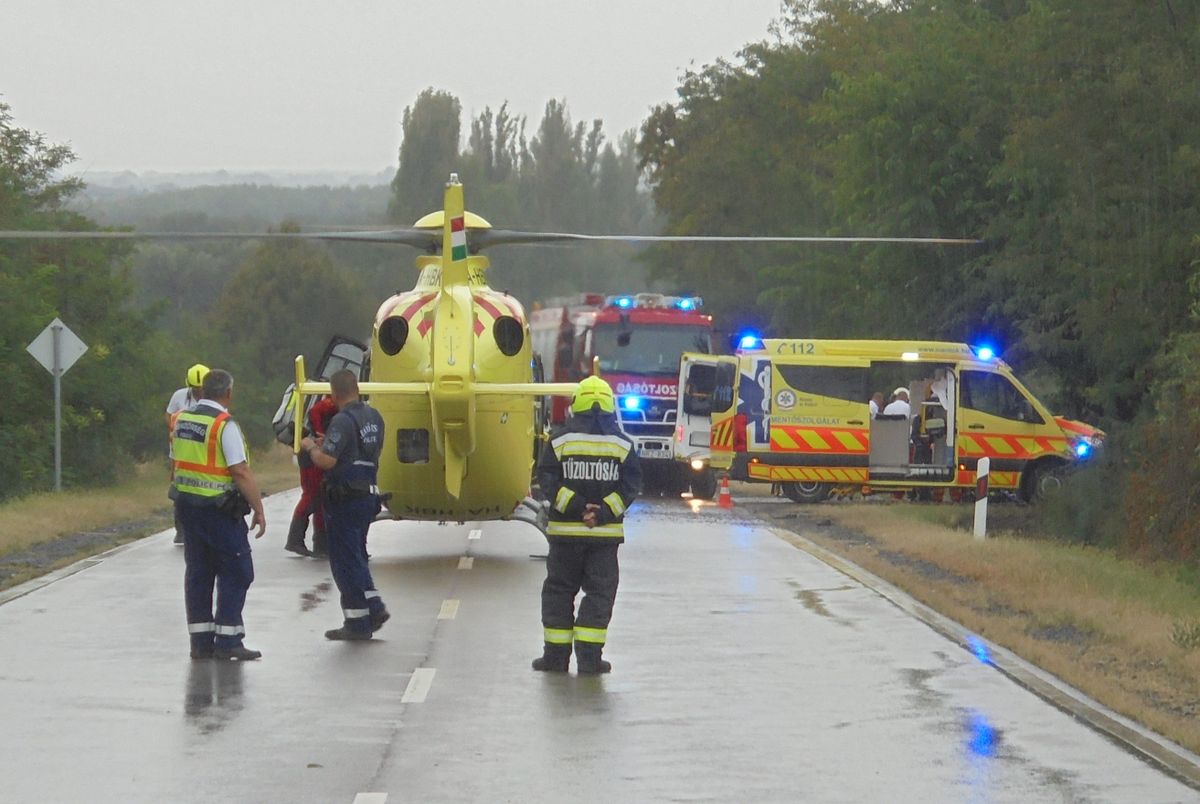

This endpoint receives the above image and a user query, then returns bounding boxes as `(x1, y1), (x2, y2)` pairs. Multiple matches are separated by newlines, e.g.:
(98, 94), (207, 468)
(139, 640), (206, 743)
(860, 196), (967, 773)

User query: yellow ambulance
(675, 339), (1104, 502)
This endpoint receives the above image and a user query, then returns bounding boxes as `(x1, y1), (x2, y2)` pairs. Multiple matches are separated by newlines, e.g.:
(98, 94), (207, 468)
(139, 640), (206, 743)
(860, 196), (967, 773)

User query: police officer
(173, 369), (266, 661)
(534, 376), (641, 674)
(300, 369), (389, 641)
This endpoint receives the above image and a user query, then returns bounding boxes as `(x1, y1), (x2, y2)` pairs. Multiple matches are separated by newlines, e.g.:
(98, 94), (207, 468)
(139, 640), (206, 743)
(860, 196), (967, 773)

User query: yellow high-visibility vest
(173, 408), (235, 499)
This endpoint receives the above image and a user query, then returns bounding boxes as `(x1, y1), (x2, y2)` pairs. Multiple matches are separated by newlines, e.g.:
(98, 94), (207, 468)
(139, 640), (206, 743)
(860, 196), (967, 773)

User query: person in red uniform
(285, 395), (338, 557)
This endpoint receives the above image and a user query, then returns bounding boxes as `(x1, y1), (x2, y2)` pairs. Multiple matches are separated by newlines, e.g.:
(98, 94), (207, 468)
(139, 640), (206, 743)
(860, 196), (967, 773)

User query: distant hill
(77, 167), (396, 192)
(71, 181), (394, 230)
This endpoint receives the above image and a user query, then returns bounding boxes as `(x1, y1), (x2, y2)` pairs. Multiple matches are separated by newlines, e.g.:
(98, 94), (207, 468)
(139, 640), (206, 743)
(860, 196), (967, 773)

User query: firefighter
(534, 376), (642, 674)
(173, 369), (266, 661)
(165, 363), (209, 545)
(300, 369), (389, 641)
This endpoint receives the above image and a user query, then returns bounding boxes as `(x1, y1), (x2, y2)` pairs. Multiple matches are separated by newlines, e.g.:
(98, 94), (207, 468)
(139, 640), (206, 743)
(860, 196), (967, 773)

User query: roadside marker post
(973, 457), (990, 541)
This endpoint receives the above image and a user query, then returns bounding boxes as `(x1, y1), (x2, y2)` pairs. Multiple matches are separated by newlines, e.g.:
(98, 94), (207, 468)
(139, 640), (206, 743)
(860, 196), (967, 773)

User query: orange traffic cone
(717, 476), (733, 509)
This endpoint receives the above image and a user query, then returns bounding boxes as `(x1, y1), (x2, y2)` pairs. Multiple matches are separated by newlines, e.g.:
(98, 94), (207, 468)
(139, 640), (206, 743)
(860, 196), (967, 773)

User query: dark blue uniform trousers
(325, 496), (384, 633)
(177, 501), (254, 652)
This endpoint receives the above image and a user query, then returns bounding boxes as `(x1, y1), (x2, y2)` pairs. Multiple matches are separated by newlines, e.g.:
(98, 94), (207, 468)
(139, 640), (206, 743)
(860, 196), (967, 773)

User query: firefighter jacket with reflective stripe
(173, 404), (236, 501)
(538, 412), (642, 544)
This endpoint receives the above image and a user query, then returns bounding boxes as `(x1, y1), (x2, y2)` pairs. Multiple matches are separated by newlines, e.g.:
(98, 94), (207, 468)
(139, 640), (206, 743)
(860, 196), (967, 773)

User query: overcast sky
(1, 0), (784, 173)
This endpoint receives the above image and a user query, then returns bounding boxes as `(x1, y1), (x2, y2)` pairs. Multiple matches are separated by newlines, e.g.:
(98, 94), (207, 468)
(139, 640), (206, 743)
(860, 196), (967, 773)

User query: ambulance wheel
(1021, 460), (1066, 503)
(689, 469), (718, 500)
(781, 481), (831, 504)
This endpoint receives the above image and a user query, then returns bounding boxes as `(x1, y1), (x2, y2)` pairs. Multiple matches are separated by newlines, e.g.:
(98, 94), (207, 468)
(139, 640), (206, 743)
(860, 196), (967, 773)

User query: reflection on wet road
(0, 491), (1195, 802)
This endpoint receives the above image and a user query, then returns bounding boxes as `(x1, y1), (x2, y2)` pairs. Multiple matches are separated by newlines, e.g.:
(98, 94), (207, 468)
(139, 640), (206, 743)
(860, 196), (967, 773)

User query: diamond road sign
(27, 317), (88, 375)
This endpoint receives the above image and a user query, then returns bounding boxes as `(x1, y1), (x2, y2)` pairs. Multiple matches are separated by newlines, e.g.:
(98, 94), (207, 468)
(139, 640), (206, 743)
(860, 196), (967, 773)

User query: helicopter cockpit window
(493, 316), (524, 357)
(378, 317), (409, 356)
(592, 324), (712, 374)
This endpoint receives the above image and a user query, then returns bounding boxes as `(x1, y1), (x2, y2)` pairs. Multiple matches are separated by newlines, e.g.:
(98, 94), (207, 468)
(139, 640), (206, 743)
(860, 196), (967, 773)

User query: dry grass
(802, 502), (1200, 754)
(0, 444), (300, 559)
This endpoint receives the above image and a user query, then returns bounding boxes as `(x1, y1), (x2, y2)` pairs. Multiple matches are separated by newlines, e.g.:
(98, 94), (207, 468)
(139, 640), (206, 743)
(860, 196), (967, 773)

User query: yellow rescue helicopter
(1, 173), (980, 531)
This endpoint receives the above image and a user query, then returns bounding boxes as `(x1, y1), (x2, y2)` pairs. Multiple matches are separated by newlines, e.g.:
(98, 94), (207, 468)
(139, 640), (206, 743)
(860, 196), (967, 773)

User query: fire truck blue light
(622, 395), (643, 411)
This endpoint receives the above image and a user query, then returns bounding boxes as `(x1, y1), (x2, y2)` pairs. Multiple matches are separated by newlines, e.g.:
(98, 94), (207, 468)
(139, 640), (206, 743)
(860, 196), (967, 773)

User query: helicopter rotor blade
(0, 228), (982, 249)
(473, 229), (984, 248)
(0, 228), (441, 248)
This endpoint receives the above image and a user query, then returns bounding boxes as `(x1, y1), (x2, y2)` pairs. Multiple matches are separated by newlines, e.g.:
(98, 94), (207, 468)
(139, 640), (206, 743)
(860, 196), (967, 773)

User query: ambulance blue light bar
(738, 333), (763, 350)
(973, 344), (997, 361)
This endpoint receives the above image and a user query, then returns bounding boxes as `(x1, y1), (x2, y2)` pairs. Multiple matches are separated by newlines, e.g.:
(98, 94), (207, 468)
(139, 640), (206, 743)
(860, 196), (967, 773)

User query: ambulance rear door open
(676, 353), (738, 470)
(868, 361), (958, 483)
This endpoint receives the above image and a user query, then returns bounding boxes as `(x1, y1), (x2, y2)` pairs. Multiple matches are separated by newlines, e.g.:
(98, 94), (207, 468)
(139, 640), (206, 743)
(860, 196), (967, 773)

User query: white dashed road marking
(401, 668), (437, 703)
(352, 794), (387, 804)
(438, 599), (460, 620)
(457, 556), (474, 570)
(468, 528), (481, 540)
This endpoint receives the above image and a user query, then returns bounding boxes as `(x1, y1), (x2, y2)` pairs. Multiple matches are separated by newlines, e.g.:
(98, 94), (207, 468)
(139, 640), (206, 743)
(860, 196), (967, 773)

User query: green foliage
(1032, 439), (1123, 549)
(639, 0), (1200, 559)
(0, 102), (178, 500)
(388, 94), (657, 302)
(1170, 618), (1200, 651)
(389, 89), (464, 225)
(207, 224), (373, 446)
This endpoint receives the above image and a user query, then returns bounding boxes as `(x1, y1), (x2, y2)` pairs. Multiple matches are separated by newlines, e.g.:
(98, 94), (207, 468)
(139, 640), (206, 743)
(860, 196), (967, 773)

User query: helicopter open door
(675, 353), (738, 496)
(313, 335), (370, 382)
(271, 335), (370, 446)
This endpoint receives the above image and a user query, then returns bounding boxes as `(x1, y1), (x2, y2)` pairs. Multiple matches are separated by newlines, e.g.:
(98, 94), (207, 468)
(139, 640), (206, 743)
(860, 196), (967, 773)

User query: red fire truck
(530, 292), (717, 495)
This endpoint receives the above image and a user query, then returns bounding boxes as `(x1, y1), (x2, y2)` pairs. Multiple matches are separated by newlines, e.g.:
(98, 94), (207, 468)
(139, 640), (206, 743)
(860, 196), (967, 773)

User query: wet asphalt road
(0, 490), (1196, 803)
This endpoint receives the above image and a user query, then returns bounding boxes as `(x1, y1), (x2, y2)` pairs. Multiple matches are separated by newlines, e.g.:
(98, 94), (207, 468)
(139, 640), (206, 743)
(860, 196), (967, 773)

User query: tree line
(637, 0), (1200, 559)
(0, 91), (653, 501)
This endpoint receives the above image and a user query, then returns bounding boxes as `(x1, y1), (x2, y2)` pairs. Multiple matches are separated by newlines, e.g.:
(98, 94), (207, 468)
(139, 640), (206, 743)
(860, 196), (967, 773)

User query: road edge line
(769, 525), (1200, 791)
(0, 534), (157, 606)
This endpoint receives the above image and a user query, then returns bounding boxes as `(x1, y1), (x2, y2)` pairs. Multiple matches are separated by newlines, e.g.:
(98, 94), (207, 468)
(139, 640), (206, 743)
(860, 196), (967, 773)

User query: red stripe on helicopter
(451, 216), (465, 232)
(489, 293), (523, 318)
(401, 293), (436, 321)
(474, 295), (504, 322)
(473, 314), (485, 335)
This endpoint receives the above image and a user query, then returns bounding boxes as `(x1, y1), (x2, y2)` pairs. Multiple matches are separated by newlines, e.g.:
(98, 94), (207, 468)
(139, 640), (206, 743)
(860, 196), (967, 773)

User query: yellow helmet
(570, 376), (615, 415)
(187, 363), (210, 388)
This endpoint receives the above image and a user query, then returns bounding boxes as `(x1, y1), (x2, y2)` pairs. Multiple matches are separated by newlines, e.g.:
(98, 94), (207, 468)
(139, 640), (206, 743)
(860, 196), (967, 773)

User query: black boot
(575, 643), (611, 675)
(285, 518), (312, 557)
(311, 527), (328, 558)
(531, 643), (571, 672)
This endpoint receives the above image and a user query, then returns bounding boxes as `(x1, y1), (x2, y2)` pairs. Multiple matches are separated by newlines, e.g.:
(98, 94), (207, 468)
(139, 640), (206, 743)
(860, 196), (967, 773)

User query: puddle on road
(786, 581), (854, 620)
(299, 581), (332, 612)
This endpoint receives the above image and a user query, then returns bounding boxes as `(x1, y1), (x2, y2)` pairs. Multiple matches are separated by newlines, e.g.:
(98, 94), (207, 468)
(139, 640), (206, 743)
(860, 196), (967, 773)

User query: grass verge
(0, 444), (300, 590)
(754, 496), (1200, 756)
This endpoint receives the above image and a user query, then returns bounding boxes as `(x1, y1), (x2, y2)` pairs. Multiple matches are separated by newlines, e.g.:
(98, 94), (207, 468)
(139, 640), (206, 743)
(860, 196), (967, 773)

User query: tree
(388, 89), (463, 224)
(208, 223), (372, 445)
(0, 101), (176, 498)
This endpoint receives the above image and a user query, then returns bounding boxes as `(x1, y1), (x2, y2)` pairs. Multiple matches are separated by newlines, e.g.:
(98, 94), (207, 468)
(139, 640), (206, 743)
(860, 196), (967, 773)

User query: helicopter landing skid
(507, 496), (549, 534)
